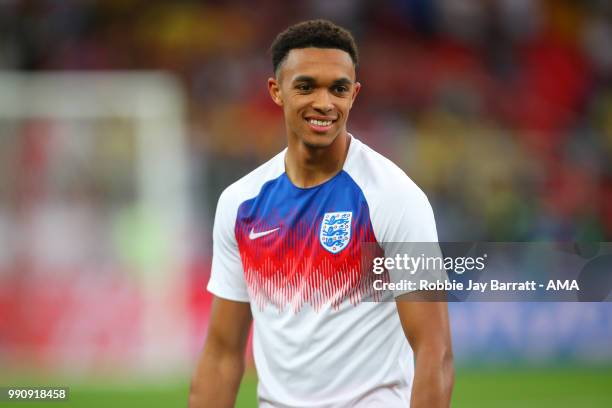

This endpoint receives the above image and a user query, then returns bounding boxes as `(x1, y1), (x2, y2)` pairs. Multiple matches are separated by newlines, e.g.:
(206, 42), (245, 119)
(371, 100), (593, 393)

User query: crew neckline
(282, 133), (358, 191)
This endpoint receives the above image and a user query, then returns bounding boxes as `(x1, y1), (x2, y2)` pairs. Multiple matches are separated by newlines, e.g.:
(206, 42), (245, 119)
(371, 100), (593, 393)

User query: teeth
(309, 119), (332, 126)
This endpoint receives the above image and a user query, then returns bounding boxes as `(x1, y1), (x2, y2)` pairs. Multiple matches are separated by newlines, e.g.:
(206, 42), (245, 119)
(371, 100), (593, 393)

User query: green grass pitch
(6, 366), (612, 407)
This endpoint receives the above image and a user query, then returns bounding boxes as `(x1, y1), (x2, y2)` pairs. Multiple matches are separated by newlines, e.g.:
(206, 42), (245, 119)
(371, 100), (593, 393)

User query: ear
(268, 77), (283, 107)
(349, 81), (361, 109)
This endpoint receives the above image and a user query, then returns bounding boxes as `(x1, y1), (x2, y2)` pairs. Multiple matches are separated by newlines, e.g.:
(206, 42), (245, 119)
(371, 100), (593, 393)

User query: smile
(308, 119), (333, 126)
(305, 117), (336, 132)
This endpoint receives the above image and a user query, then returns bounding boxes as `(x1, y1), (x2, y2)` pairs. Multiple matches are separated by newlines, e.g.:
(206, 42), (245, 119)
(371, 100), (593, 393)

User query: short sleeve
(380, 190), (438, 243)
(206, 190), (250, 302)
(376, 190), (446, 297)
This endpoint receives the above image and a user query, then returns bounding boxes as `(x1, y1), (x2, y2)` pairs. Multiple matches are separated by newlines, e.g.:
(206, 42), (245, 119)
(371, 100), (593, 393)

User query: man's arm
(396, 294), (454, 408)
(189, 296), (252, 408)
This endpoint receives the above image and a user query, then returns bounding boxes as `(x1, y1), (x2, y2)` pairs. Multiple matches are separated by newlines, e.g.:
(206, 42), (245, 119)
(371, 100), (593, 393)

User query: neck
(285, 131), (351, 188)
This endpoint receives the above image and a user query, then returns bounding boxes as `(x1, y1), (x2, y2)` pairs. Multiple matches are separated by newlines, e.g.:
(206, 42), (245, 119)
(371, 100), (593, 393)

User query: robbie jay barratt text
(373, 279), (580, 292)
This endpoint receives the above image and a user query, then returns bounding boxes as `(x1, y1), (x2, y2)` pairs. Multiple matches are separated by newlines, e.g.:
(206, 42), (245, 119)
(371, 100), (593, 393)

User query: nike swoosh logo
(249, 227), (280, 240)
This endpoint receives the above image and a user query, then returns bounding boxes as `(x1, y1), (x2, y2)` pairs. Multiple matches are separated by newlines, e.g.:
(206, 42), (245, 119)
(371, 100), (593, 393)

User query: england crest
(319, 211), (352, 254)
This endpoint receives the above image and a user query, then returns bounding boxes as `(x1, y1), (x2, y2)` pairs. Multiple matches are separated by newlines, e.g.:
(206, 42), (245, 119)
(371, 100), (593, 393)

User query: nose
(312, 89), (333, 113)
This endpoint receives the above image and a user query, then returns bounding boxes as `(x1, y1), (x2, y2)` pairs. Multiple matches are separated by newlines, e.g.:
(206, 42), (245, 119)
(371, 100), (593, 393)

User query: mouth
(305, 117), (337, 133)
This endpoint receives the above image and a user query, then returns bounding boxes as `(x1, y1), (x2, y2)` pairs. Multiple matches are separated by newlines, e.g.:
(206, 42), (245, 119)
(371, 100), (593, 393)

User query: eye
(296, 83), (312, 92)
(333, 85), (349, 93)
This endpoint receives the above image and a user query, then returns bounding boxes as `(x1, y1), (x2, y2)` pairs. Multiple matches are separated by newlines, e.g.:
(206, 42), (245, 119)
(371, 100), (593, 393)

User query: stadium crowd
(1, 0), (611, 242)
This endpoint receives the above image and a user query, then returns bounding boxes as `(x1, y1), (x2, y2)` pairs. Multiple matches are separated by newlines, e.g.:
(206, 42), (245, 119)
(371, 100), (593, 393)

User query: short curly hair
(270, 19), (359, 75)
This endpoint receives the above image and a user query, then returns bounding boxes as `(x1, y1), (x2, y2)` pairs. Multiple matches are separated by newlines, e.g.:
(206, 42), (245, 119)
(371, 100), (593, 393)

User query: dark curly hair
(270, 19), (359, 75)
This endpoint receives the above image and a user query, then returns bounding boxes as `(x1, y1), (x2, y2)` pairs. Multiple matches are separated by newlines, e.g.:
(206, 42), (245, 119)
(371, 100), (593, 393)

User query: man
(190, 19), (453, 407)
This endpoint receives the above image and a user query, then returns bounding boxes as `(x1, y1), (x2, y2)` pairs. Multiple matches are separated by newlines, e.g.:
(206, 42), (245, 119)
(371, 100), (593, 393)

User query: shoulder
(345, 136), (438, 242)
(216, 149), (286, 217)
(344, 137), (430, 208)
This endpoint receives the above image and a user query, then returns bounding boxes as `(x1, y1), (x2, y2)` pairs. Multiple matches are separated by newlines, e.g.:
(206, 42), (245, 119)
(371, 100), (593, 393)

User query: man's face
(268, 47), (361, 148)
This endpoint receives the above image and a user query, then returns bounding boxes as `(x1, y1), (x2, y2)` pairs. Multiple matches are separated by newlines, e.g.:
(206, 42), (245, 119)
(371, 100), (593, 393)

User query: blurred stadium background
(0, 0), (611, 407)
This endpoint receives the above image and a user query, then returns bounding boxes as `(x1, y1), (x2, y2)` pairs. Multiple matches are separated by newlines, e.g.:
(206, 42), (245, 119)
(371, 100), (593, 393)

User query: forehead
(279, 47), (356, 82)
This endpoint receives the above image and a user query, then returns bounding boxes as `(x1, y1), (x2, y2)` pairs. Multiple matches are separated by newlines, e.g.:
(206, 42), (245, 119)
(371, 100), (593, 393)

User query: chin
(300, 134), (337, 148)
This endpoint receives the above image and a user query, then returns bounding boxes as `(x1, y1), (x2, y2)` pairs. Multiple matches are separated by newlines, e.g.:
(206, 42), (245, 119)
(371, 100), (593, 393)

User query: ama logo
(319, 211), (352, 254)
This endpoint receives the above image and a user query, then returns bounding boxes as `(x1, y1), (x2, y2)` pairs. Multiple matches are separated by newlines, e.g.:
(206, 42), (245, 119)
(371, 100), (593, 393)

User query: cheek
(284, 105), (304, 124)
(285, 100), (308, 117)
(337, 101), (352, 117)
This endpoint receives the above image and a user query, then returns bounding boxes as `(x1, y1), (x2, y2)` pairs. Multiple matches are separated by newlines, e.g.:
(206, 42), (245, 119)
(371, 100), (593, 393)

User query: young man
(190, 20), (453, 408)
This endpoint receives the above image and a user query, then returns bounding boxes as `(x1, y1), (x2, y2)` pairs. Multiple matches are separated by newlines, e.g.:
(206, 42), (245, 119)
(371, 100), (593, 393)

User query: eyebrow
(332, 78), (353, 87)
(292, 75), (354, 86)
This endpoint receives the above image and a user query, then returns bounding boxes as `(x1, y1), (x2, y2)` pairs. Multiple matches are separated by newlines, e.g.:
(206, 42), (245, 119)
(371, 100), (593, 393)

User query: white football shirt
(207, 135), (439, 407)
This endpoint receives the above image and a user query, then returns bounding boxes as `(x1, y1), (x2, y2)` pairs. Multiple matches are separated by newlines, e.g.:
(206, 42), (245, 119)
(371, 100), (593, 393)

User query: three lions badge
(320, 211), (352, 253)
